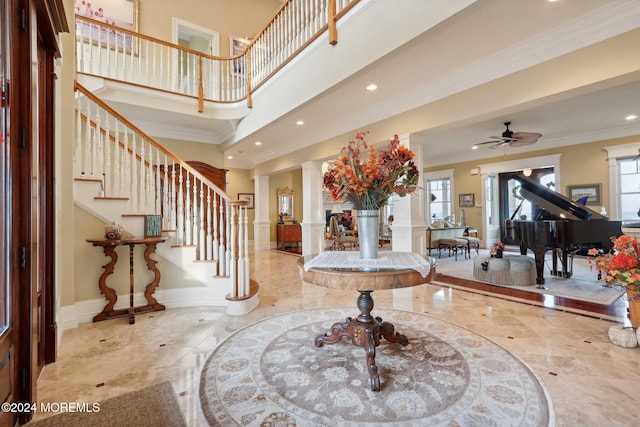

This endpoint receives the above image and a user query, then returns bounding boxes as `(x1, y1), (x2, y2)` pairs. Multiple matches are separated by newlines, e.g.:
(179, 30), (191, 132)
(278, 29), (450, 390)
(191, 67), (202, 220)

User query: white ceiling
(117, 0), (640, 173)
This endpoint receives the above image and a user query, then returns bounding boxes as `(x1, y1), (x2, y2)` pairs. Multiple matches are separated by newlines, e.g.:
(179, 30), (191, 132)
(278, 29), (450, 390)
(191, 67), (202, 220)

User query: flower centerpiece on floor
(323, 131), (419, 258)
(590, 235), (640, 328)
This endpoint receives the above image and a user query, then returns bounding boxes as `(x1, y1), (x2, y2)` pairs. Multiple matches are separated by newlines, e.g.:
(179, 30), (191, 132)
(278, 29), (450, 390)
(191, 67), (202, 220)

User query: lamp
(523, 168), (532, 177)
(331, 204), (343, 214)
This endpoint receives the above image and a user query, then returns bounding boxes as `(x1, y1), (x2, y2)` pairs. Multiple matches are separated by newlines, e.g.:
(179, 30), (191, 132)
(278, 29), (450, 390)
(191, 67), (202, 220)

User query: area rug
(198, 308), (553, 426)
(435, 250), (624, 306)
(30, 381), (186, 426)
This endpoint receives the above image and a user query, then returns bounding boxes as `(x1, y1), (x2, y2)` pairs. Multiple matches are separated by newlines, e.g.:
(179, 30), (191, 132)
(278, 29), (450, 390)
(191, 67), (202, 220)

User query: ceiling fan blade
(488, 135), (517, 142)
(489, 141), (509, 149)
(509, 139), (538, 147)
(512, 132), (542, 141)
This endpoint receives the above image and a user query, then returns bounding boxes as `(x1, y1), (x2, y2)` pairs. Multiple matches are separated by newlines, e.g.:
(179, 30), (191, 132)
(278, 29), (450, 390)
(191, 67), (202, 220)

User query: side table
(87, 236), (167, 324)
(298, 253), (437, 391)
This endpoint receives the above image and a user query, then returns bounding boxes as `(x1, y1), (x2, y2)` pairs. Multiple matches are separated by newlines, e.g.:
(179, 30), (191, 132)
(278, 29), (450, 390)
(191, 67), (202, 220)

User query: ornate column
(301, 161), (326, 255)
(392, 133), (427, 254)
(253, 175), (271, 250)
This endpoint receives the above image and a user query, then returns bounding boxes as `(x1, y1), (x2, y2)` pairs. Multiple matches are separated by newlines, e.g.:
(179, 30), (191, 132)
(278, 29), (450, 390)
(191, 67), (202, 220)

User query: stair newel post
(229, 201), (239, 298)
(243, 203), (250, 296)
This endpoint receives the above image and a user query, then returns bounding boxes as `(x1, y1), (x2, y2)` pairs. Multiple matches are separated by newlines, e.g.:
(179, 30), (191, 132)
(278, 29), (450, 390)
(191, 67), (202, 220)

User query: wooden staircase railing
(74, 81), (251, 298)
(75, 0), (361, 110)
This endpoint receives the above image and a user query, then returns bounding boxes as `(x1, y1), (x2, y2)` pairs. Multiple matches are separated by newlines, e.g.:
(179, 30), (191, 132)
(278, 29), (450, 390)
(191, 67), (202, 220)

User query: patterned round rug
(198, 308), (553, 426)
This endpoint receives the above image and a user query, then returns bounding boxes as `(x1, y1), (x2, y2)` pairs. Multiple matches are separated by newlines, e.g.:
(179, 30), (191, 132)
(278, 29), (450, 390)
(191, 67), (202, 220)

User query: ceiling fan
(474, 121), (542, 149)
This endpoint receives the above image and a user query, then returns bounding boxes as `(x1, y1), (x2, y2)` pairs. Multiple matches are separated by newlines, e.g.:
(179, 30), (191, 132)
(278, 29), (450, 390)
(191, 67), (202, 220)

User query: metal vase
(356, 209), (380, 259)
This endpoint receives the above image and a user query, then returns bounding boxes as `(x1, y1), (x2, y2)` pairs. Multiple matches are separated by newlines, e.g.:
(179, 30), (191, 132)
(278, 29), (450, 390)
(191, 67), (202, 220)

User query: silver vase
(356, 209), (380, 259)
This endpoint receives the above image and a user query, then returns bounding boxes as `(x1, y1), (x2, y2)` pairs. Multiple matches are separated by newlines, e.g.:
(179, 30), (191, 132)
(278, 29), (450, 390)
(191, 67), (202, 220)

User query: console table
(277, 223), (301, 249)
(87, 236), (166, 324)
(297, 252), (437, 391)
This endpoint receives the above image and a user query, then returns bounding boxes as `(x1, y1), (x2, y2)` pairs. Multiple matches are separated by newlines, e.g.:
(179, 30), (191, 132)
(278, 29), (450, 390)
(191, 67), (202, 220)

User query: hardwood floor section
(435, 273), (630, 323)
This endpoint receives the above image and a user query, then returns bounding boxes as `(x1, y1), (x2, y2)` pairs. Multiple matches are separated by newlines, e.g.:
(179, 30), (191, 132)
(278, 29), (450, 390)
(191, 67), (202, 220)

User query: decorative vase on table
(627, 285), (640, 329)
(356, 210), (380, 260)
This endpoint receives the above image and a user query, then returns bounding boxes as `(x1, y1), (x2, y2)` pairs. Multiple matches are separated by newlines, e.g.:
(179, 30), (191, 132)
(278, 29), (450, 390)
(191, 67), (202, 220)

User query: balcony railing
(75, 0), (361, 111)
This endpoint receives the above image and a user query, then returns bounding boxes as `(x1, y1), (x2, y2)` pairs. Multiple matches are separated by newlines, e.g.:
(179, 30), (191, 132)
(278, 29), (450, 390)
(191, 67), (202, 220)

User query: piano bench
(472, 255), (536, 286)
(438, 238), (469, 261)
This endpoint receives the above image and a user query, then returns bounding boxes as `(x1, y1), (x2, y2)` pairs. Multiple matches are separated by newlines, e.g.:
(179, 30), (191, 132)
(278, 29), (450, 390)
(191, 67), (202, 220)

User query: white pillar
(392, 133), (427, 255)
(253, 175), (271, 250)
(301, 161), (326, 256)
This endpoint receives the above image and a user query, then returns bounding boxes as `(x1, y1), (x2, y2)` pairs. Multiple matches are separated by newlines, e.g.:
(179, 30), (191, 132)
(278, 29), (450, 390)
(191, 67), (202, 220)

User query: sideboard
(277, 223), (302, 250)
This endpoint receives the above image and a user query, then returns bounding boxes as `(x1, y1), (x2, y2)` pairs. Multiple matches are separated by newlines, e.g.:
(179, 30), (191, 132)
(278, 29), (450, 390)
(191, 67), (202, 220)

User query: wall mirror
(277, 187), (294, 221)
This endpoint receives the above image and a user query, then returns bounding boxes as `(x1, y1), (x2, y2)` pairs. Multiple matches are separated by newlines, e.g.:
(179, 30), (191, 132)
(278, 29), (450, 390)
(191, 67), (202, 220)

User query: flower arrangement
(589, 235), (640, 302)
(322, 132), (419, 210)
(490, 240), (505, 257)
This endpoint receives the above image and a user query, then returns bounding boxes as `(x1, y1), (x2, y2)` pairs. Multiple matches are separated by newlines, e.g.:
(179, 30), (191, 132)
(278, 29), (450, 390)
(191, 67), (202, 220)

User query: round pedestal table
(297, 253), (437, 391)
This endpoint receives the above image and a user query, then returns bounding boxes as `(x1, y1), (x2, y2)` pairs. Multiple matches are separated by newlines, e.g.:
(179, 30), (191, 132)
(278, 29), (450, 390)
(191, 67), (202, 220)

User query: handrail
(74, 81), (227, 196)
(75, 0), (361, 111)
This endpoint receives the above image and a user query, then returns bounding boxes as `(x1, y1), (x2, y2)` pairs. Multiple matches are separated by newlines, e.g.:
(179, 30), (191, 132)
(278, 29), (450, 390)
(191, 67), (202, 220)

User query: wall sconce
(523, 169), (532, 177)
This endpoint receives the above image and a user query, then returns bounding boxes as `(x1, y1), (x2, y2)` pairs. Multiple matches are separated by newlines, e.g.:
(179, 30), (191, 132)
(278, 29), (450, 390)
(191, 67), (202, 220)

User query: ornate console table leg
(137, 242), (166, 314)
(93, 246), (119, 322)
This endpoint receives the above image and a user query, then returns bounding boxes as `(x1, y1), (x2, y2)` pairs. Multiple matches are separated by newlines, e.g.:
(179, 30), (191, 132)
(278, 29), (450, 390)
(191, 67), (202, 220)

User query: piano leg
(534, 252), (547, 289)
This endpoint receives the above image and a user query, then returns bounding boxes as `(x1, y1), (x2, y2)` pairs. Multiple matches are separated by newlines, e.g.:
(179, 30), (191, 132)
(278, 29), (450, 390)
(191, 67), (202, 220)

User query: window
(428, 178), (451, 222)
(619, 158), (640, 223)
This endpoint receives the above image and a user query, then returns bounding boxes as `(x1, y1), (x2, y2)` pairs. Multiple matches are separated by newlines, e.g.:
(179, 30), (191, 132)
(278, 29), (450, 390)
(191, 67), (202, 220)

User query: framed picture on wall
(238, 193), (254, 209)
(459, 193), (475, 207)
(567, 184), (601, 205)
(74, 0), (139, 53)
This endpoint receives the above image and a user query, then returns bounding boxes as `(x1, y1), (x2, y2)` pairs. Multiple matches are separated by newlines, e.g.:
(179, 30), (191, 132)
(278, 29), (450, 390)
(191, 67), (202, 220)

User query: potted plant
(590, 235), (640, 328)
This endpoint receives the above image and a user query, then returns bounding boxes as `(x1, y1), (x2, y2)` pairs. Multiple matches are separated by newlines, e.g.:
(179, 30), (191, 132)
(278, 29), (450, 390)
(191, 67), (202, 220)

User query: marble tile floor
(34, 249), (640, 426)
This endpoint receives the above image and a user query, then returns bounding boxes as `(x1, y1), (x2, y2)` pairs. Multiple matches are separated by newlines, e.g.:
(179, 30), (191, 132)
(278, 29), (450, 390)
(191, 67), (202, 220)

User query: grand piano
(504, 173), (622, 287)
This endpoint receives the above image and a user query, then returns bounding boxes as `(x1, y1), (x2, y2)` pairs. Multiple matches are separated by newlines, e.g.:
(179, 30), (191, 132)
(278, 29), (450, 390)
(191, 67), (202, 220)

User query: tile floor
(34, 249), (640, 426)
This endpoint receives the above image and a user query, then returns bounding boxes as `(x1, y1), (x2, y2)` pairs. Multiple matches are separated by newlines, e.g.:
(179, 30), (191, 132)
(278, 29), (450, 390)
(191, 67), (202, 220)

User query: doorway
(172, 18), (220, 95)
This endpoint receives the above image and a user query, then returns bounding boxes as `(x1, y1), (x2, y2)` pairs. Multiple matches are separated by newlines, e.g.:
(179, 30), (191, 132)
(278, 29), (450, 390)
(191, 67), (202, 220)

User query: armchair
(328, 215), (357, 250)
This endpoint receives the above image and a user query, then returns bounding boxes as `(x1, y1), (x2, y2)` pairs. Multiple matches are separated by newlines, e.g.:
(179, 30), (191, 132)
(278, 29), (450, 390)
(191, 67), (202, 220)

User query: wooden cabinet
(277, 223), (302, 249)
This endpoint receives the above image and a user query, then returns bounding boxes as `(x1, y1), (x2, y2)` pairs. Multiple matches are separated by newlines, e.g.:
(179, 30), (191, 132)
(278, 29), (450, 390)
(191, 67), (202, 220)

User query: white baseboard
(59, 286), (231, 333)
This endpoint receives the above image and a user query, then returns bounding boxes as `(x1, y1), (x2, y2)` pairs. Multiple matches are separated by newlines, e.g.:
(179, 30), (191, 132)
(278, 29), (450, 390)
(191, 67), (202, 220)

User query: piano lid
(505, 173), (607, 221)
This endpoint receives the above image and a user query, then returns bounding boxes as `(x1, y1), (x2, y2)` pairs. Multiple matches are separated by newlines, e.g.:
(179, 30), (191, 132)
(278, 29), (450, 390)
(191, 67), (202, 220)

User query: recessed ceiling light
(296, 120), (304, 126)
(227, 155), (233, 159)
(625, 114), (638, 121)
(472, 145), (478, 150)
(255, 141), (262, 146)
(366, 84), (377, 91)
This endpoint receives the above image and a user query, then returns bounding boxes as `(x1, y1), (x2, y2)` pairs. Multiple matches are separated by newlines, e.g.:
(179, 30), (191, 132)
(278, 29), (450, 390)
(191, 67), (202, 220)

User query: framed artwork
(567, 183), (601, 205)
(75, 0), (139, 52)
(238, 193), (254, 209)
(459, 193), (475, 207)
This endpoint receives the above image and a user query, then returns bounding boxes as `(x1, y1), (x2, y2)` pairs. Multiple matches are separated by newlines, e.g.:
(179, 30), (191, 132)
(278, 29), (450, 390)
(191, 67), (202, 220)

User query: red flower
(323, 132), (419, 210)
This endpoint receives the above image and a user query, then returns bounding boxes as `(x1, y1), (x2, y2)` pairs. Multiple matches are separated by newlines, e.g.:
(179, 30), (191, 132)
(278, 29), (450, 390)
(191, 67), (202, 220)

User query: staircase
(73, 82), (257, 315)
(71, 0), (365, 317)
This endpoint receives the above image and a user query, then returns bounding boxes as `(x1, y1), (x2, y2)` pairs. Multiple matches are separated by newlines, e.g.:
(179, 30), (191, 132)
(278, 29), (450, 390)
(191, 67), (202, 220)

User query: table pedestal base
(314, 290), (408, 391)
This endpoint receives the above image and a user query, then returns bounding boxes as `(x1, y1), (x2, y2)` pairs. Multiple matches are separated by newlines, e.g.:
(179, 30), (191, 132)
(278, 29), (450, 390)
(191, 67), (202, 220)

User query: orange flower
(592, 235), (640, 300)
(323, 132), (419, 210)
